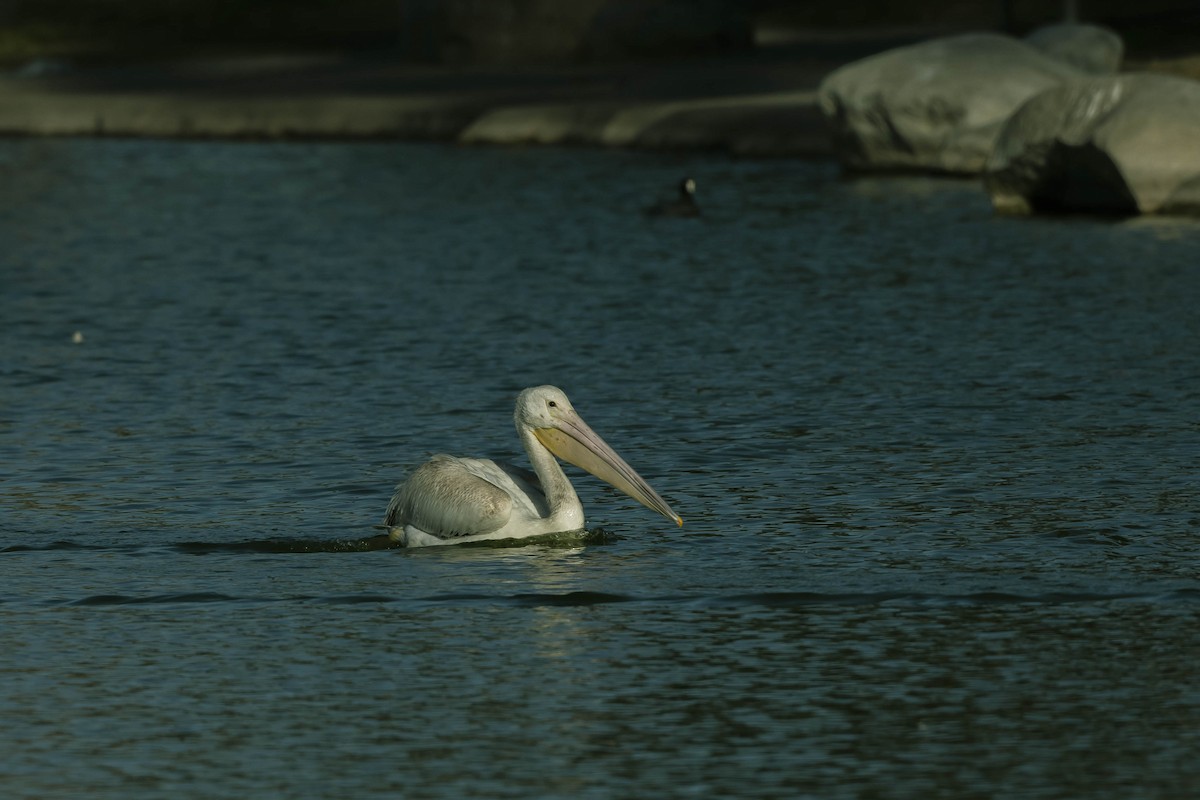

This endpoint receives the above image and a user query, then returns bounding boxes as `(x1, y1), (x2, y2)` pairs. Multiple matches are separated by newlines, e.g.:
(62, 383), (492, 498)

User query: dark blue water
(2, 138), (1199, 799)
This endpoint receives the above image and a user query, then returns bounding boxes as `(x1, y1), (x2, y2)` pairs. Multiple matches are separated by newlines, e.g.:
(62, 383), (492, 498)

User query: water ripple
(67, 592), (240, 606)
(34, 588), (1200, 609)
(3, 140), (1199, 800)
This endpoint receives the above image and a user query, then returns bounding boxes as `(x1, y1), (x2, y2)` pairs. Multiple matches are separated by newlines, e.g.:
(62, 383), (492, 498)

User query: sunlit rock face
(985, 73), (1200, 217)
(818, 33), (1084, 174)
(398, 0), (752, 64)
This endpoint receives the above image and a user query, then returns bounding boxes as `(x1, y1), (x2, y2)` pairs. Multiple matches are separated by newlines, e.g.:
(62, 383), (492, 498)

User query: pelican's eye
(547, 401), (557, 408)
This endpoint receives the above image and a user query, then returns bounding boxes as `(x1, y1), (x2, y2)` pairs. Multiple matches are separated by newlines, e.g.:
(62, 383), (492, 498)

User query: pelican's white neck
(518, 422), (584, 529)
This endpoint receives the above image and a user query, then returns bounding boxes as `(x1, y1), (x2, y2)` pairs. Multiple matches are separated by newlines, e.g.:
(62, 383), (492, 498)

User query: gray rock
(457, 90), (827, 157)
(985, 73), (1200, 216)
(818, 33), (1083, 174)
(1024, 23), (1123, 75)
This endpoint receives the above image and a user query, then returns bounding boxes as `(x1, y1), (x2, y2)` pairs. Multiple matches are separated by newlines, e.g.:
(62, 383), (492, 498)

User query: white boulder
(818, 33), (1083, 174)
(1024, 23), (1124, 75)
(985, 73), (1200, 216)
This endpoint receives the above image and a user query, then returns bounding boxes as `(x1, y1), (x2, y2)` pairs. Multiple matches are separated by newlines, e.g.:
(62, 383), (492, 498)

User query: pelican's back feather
(385, 454), (513, 539)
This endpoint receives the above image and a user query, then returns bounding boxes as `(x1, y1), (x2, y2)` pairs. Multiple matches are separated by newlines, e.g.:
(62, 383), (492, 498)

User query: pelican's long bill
(534, 409), (683, 527)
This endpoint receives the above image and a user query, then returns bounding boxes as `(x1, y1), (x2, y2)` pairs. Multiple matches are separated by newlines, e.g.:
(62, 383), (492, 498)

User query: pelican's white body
(384, 386), (679, 547)
(386, 454), (584, 547)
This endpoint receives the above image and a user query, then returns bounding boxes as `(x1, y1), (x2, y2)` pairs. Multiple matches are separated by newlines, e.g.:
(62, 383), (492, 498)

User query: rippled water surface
(3, 139), (1199, 798)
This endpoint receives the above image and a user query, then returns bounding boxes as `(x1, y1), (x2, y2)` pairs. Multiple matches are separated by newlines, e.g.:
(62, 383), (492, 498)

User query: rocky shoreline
(5, 25), (1198, 216)
(0, 45), (841, 157)
(818, 24), (1200, 215)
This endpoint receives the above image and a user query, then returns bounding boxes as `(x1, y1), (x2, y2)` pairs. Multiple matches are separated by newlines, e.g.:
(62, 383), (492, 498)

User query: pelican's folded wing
(385, 454), (512, 539)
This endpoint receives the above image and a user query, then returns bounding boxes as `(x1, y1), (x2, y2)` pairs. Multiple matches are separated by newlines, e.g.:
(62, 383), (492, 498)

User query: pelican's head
(680, 177), (696, 197)
(515, 385), (683, 527)
(515, 385), (576, 431)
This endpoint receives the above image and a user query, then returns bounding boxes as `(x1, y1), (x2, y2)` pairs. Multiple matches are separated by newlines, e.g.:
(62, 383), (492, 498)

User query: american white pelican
(385, 385), (682, 547)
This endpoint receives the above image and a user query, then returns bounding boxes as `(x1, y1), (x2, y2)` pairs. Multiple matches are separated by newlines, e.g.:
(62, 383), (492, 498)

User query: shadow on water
(174, 534), (401, 554)
(47, 588), (1200, 608)
(1, 528), (622, 557)
(173, 528), (621, 554)
(0, 537), (395, 555)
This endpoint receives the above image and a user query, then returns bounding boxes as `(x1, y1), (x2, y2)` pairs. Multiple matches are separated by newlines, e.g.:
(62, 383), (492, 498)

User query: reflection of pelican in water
(385, 386), (682, 547)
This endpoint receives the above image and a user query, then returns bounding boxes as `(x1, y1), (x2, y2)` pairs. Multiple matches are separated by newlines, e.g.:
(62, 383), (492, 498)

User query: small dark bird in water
(646, 177), (700, 218)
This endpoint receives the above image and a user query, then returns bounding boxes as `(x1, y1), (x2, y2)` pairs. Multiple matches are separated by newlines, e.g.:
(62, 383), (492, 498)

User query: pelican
(385, 385), (682, 547)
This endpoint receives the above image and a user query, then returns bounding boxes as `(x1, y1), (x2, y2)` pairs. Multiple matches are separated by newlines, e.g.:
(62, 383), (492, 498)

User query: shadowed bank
(1, 1), (1198, 153)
